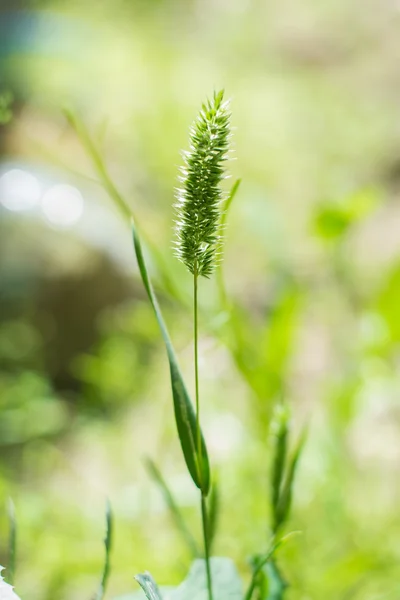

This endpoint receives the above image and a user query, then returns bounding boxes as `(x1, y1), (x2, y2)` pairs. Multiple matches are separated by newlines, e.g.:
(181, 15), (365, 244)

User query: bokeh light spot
(0, 169), (42, 211)
(41, 184), (84, 227)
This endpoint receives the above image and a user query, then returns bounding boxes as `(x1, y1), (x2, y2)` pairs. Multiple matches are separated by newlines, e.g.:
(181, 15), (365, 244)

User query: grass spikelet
(174, 90), (231, 278)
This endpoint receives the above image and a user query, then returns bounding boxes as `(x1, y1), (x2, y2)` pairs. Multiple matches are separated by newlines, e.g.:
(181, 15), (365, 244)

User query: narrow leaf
(270, 405), (289, 532)
(275, 429), (307, 531)
(222, 179), (242, 223)
(7, 498), (16, 586)
(132, 220), (210, 494)
(134, 573), (164, 600)
(144, 458), (199, 558)
(96, 501), (113, 600)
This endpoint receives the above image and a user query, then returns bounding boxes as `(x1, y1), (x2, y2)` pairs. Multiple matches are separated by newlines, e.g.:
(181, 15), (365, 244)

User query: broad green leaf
(132, 220), (210, 494)
(144, 458), (199, 558)
(126, 559), (242, 600)
(134, 573), (164, 600)
(170, 558), (242, 600)
(96, 501), (113, 600)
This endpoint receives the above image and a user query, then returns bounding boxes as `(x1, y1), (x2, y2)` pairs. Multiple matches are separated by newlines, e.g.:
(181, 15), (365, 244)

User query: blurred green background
(1, 1), (400, 598)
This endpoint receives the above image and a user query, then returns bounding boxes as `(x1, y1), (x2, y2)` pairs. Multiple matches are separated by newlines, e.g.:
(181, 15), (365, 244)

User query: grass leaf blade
(271, 405), (289, 532)
(96, 501), (113, 600)
(275, 428), (307, 531)
(132, 219), (210, 493)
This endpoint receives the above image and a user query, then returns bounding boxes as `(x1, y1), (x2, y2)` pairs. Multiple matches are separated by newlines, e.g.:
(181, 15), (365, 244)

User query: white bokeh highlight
(0, 169), (42, 212)
(41, 184), (84, 227)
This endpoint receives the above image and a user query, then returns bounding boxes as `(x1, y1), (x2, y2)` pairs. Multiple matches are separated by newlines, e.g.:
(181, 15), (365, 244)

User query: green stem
(194, 269), (213, 600)
(193, 269), (201, 471)
(201, 494), (213, 600)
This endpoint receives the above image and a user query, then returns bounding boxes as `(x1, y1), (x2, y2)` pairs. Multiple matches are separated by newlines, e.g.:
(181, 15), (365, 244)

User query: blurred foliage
(0, 90), (13, 125)
(1, 0), (400, 599)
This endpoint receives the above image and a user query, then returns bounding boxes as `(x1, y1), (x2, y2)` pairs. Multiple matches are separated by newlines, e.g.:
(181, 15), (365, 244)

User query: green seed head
(174, 90), (231, 278)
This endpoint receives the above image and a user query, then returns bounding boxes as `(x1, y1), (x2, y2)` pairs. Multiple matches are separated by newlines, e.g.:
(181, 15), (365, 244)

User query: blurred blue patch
(0, 10), (91, 58)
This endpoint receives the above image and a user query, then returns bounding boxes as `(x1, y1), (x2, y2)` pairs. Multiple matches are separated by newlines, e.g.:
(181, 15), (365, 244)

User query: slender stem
(201, 494), (213, 600)
(194, 268), (213, 600)
(193, 269), (202, 470)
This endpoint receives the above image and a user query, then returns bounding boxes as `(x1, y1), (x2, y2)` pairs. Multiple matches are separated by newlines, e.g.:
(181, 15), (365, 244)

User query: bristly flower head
(174, 90), (231, 278)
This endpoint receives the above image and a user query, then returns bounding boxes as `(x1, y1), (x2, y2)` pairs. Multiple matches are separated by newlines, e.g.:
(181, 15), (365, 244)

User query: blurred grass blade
(144, 458), (200, 558)
(217, 179), (241, 307)
(64, 109), (186, 306)
(271, 405), (289, 532)
(218, 178), (242, 246)
(275, 429), (307, 531)
(96, 501), (113, 600)
(7, 498), (16, 586)
(63, 109), (132, 220)
(132, 219), (210, 493)
(207, 479), (220, 554)
(223, 179), (241, 219)
(134, 572), (164, 600)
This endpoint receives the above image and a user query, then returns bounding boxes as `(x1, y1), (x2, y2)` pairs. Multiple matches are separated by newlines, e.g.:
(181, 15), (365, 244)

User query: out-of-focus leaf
(132, 220), (210, 494)
(246, 533), (298, 600)
(313, 188), (380, 241)
(270, 405), (289, 531)
(130, 559), (242, 600)
(275, 429), (306, 531)
(375, 263), (400, 344)
(144, 458), (199, 558)
(64, 109), (185, 305)
(171, 558), (242, 600)
(134, 573), (164, 600)
(217, 178), (242, 308)
(96, 501), (113, 600)
(0, 91), (13, 125)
